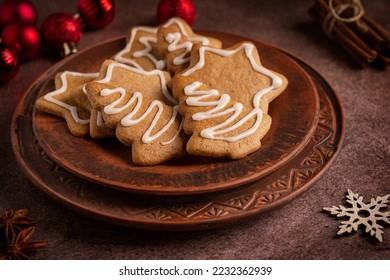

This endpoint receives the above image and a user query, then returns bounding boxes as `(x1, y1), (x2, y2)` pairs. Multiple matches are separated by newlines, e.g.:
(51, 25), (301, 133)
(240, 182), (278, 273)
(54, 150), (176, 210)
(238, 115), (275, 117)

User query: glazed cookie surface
(85, 61), (186, 165)
(172, 42), (288, 159)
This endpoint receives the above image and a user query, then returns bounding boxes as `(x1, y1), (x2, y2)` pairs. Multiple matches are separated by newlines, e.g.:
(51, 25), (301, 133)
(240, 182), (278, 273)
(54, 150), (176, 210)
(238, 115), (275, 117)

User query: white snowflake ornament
(324, 189), (390, 242)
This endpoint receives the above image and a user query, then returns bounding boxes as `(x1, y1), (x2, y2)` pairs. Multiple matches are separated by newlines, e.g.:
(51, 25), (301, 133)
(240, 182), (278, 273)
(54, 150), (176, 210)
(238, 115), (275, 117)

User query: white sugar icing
(163, 18), (211, 66)
(165, 32), (193, 65)
(96, 111), (105, 127)
(43, 71), (98, 125)
(133, 35), (166, 69)
(94, 62), (181, 144)
(114, 26), (166, 70)
(162, 17), (210, 45)
(96, 61), (176, 105)
(181, 43), (284, 142)
(81, 86), (107, 127)
(182, 43), (282, 108)
(184, 82), (263, 142)
(114, 18), (211, 70)
(100, 87), (181, 145)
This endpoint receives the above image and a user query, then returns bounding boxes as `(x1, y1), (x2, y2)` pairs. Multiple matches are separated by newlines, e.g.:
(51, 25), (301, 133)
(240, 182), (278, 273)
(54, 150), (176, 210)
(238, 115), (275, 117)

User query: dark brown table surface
(1, 0), (389, 260)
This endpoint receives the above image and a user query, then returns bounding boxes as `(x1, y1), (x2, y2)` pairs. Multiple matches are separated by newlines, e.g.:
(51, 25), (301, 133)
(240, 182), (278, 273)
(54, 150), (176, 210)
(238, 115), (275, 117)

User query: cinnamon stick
(315, 0), (376, 59)
(309, 0), (389, 68)
(362, 15), (390, 49)
(333, 0), (386, 51)
(309, 7), (371, 67)
(309, 0), (376, 67)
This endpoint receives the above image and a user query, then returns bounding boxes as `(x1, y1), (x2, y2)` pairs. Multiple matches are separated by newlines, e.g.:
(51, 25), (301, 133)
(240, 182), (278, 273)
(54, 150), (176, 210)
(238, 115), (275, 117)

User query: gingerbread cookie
(66, 81), (114, 139)
(172, 42), (288, 159)
(85, 61), (186, 165)
(88, 109), (116, 139)
(36, 71), (98, 137)
(114, 25), (166, 71)
(77, 86), (116, 139)
(156, 17), (222, 75)
(92, 60), (175, 106)
(114, 17), (222, 73)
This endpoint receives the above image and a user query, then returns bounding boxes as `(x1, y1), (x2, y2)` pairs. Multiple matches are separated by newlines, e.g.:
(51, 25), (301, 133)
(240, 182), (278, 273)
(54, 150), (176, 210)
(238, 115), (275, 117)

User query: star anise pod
(0, 209), (47, 260)
(0, 226), (47, 260)
(0, 209), (36, 242)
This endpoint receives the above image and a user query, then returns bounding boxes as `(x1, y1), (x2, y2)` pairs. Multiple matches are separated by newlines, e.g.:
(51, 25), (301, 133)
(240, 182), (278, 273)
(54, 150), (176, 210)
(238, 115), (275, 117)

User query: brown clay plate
(11, 37), (344, 230)
(31, 32), (319, 195)
(11, 34), (344, 230)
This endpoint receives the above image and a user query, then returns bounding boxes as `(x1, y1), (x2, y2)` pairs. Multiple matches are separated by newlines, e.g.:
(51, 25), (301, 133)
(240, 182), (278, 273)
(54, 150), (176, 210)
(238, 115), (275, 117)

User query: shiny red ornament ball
(1, 22), (40, 61)
(41, 13), (82, 56)
(0, 43), (18, 84)
(0, 0), (37, 30)
(78, 0), (115, 29)
(157, 0), (196, 25)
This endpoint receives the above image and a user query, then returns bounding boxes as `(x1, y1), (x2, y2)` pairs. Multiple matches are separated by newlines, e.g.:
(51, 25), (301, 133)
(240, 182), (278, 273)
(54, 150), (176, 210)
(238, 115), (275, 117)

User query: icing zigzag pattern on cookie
(114, 17), (222, 73)
(85, 61), (186, 165)
(114, 26), (166, 71)
(157, 17), (222, 74)
(99, 86), (182, 145)
(184, 81), (263, 142)
(172, 42), (288, 159)
(97, 61), (176, 105)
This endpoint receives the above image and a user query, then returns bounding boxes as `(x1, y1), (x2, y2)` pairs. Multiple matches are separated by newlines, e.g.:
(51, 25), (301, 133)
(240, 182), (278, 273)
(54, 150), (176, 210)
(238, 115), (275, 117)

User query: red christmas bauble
(0, 0), (37, 30)
(157, 0), (196, 25)
(41, 13), (82, 56)
(0, 43), (18, 84)
(78, 0), (115, 29)
(1, 22), (40, 61)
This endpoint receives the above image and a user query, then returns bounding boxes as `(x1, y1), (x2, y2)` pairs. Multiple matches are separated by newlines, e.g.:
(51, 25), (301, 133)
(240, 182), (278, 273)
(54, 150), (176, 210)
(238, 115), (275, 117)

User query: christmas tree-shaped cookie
(85, 61), (186, 165)
(172, 42), (288, 158)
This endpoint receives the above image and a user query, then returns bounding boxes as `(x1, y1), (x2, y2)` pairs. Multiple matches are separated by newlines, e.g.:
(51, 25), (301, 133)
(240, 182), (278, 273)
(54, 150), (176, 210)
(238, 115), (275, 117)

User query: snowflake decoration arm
(323, 189), (390, 242)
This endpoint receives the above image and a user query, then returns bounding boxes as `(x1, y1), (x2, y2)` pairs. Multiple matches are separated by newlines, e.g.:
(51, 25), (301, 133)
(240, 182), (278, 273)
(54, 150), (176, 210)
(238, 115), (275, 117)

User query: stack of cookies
(36, 17), (288, 165)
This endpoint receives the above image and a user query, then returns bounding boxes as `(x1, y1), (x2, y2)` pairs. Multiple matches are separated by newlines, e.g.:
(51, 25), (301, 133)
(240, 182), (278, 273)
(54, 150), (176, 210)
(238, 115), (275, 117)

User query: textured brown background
(1, 0), (389, 259)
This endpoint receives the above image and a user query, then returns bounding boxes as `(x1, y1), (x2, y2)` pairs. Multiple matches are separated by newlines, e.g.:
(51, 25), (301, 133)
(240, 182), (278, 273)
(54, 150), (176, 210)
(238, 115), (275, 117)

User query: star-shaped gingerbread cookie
(172, 42), (288, 159)
(156, 17), (222, 75)
(36, 71), (98, 137)
(114, 25), (166, 71)
(85, 61), (186, 165)
(114, 17), (222, 73)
